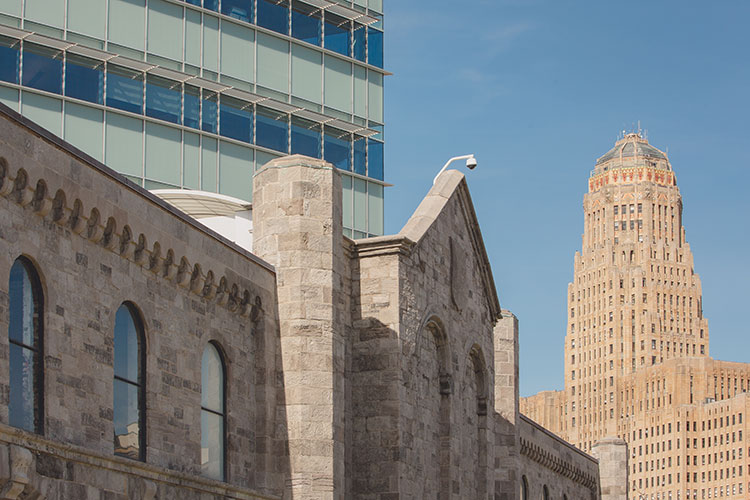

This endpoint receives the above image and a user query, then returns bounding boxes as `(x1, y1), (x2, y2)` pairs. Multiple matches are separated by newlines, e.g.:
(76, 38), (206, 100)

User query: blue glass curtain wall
(256, 106), (288, 152)
(352, 25), (366, 63)
(324, 13), (351, 57)
(107, 65), (144, 114)
(291, 1), (321, 46)
(146, 75), (181, 124)
(202, 91), (218, 133)
(0, 36), (20, 84)
(367, 28), (383, 68)
(353, 136), (366, 175)
(258, 0), (289, 35)
(291, 116), (320, 157)
(367, 138), (383, 180)
(221, 0), (252, 23)
(219, 95), (252, 143)
(22, 44), (62, 94)
(324, 128), (351, 171)
(65, 54), (104, 104)
(184, 85), (201, 129)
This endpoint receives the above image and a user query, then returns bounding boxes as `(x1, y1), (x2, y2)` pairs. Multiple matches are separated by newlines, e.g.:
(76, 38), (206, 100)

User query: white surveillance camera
(466, 156), (477, 170)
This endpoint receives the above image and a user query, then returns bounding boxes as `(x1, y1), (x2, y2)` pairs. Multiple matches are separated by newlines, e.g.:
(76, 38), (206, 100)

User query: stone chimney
(252, 155), (345, 499)
(591, 437), (628, 500)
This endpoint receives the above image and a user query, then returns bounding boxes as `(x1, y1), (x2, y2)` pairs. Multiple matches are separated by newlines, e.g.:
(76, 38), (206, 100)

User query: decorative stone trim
(0, 157), (262, 321)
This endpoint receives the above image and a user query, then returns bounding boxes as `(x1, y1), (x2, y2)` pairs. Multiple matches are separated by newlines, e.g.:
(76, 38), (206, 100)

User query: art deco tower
(563, 133), (709, 449)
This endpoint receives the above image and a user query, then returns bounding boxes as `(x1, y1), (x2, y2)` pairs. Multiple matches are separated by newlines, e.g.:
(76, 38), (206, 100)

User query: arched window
(201, 342), (226, 480)
(543, 484), (550, 500)
(520, 475), (528, 500)
(113, 303), (145, 460)
(8, 257), (44, 433)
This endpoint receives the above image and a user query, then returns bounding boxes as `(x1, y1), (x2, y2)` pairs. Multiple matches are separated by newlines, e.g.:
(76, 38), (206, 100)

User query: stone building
(522, 133), (750, 500)
(0, 101), (613, 499)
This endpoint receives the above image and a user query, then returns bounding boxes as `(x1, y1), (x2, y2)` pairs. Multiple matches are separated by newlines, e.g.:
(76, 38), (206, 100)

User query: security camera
(466, 156), (477, 170)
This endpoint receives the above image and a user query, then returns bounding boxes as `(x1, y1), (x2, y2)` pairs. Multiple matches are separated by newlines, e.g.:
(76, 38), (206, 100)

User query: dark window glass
(353, 135), (365, 175)
(0, 36), (20, 84)
(258, 0), (289, 35)
(113, 303), (145, 461)
(202, 90), (218, 133)
(291, 116), (321, 158)
(65, 54), (104, 104)
(367, 28), (383, 68)
(219, 95), (252, 143)
(22, 43), (62, 94)
(256, 106), (288, 152)
(324, 127), (351, 171)
(367, 139), (383, 180)
(146, 75), (181, 124)
(291, 1), (320, 46)
(106, 65), (144, 114)
(203, 0), (219, 12)
(184, 84), (200, 129)
(201, 343), (225, 481)
(8, 257), (43, 434)
(324, 13), (350, 57)
(185, 0), (201, 5)
(352, 24), (366, 62)
(221, 0), (252, 23)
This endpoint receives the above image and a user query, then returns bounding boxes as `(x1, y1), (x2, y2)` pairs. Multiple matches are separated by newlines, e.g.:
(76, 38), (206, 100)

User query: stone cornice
(589, 166), (676, 192)
(351, 234), (416, 258)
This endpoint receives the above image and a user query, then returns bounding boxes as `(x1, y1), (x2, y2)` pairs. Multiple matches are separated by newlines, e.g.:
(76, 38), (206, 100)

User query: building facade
(0, 103), (615, 499)
(522, 133), (750, 500)
(0, 0), (385, 238)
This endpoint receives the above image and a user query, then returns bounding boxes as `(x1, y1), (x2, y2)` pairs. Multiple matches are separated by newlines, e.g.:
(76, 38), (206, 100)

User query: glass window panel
(107, 65), (144, 114)
(324, 127), (350, 171)
(9, 344), (36, 432)
(353, 177), (366, 232)
(65, 54), (104, 104)
(22, 44), (62, 94)
(146, 75), (180, 124)
(201, 344), (224, 412)
(0, 0), (21, 17)
(257, 33), (289, 93)
(353, 135), (365, 175)
(352, 24), (365, 62)
(353, 65), (366, 117)
(183, 131), (200, 189)
(147, 0), (183, 61)
(258, 0), (289, 35)
(203, 0), (219, 11)
(184, 85), (200, 129)
(291, 44), (321, 104)
(21, 92), (61, 135)
(221, 0), (252, 23)
(256, 106), (288, 153)
(219, 95), (252, 143)
(202, 136), (218, 191)
(341, 174), (352, 229)
(369, 0), (383, 13)
(106, 112), (143, 177)
(201, 410), (224, 480)
(367, 138), (383, 180)
(68, 0), (106, 38)
(324, 12), (350, 57)
(324, 55), (351, 112)
(291, 1), (320, 46)
(114, 305), (139, 383)
(201, 90), (218, 133)
(25, 0), (64, 28)
(367, 182), (383, 235)
(219, 141), (253, 201)
(184, 0), (201, 6)
(367, 70), (383, 123)
(0, 36), (19, 84)
(185, 9), (202, 66)
(220, 21), (254, 83)
(64, 103), (104, 161)
(367, 27), (383, 68)
(9, 260), (36, 346)
(145, 122), (181, 185)
(0, 86), (19, 111)
(108, 0), (146, 50)
(203, 15), (219, 72)
(255, 150), (279, 171)
(291, 116), (320, 158)
(113, 378), (141, 459)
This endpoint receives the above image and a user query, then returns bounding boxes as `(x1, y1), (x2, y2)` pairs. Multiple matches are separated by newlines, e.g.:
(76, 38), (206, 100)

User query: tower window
(113, 303), (146, 460)
(201, 343), (227, 481)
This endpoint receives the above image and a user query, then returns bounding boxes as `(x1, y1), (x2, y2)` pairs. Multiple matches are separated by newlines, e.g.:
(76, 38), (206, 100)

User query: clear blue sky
(382, 1), (750, 397)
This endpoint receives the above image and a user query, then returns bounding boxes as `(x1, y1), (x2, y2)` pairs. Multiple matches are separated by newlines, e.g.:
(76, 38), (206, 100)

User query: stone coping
(520, 413), (598, 464)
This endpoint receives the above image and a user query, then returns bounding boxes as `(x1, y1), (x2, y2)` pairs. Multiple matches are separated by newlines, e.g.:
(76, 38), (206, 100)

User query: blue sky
(382, 1), (750, 397)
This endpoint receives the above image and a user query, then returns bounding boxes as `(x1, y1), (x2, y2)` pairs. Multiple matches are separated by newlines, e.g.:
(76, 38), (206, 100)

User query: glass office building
(0, 0), (385, 238)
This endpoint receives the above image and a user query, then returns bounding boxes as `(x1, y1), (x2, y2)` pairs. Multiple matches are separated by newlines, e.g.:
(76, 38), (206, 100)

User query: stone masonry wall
(0, 106), (284, 498)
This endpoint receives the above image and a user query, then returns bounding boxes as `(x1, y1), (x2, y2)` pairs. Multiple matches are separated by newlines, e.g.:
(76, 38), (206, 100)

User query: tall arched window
(113, 303), (145, 460)
(520, 475), (528, 500)
(8, 257), (44, 433)
(543, 484), (550, 500)
(201, 342), (226, 480)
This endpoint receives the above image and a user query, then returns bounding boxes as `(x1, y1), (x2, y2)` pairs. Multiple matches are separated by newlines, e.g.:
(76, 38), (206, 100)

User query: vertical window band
(201, 342), (226, 481)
